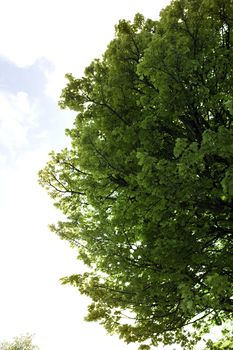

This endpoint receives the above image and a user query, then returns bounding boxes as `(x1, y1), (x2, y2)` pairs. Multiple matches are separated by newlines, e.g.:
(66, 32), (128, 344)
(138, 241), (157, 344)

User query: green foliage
(39, 1), (233, 349)
(204, 327), (233, 349)
(0, 335), (38, 350)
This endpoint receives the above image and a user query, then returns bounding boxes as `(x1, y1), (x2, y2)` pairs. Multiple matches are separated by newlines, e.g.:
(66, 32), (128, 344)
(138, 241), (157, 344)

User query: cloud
(0, 91), (38, 154)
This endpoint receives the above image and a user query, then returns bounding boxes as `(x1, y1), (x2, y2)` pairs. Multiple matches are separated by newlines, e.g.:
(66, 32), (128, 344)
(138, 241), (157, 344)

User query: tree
(0, 335), (38, 350)
(39, 1), (233, 349)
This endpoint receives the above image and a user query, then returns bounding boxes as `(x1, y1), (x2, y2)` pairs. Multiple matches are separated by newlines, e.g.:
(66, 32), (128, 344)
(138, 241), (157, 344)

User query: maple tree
(39, 1), (233, 348)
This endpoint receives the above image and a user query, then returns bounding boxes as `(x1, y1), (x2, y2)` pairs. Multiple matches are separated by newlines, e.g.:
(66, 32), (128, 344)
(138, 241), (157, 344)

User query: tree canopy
(39, 0), (233, 348)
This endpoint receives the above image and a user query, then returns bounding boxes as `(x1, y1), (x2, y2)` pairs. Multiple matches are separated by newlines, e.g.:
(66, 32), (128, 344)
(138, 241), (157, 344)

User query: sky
(0, 1), (182, 350)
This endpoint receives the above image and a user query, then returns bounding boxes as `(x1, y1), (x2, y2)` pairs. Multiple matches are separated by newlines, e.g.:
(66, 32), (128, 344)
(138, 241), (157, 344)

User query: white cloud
(0, 91), (38, 153)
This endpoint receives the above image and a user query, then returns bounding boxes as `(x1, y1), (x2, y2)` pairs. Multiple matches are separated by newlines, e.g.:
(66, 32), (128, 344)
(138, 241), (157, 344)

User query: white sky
(0, 1), (186, 350)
